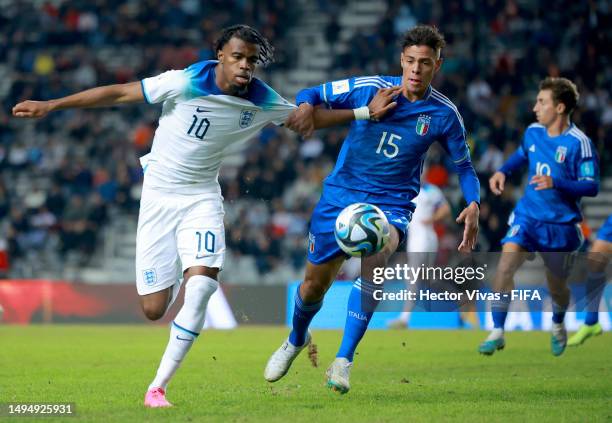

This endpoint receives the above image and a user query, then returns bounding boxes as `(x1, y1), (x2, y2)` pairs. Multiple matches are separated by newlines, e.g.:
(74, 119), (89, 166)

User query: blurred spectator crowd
(328, 0), (611, 250)
(0, 0), (610, 278)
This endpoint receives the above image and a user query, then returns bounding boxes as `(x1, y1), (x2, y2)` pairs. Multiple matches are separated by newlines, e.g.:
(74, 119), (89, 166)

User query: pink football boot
(144, 387), (173, 408)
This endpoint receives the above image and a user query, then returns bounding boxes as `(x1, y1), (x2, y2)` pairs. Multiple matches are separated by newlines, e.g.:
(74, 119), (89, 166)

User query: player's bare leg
(140, 288), (173, 321)
(264, 256), (345, 382)
(479, 242), (529, 355)
(327, 227), (400, 394)
(145, 266), (219, 407)
(569, 240), (611, 346)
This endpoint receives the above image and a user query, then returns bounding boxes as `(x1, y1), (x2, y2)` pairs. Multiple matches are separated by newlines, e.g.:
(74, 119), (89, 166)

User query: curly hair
(213, 25), (274, 67)
(401, 25), (446, 53)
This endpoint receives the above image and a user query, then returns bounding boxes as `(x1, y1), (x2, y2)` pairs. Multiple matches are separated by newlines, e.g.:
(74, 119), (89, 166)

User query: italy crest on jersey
(239, 109), (257, 128)
(415, 115), (431, 136)
(555, 146), (567, 163)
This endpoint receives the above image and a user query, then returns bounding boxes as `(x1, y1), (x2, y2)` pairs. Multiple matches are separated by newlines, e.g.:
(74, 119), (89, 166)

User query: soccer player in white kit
(388, 182), (450, 328)
(13, 25), (296, 408)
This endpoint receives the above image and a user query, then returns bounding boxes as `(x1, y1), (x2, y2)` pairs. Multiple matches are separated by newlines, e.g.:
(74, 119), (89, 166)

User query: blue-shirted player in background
(479, 77), (600, 357)
(264, 25), (481, 394)
(568, 213), (611, 346)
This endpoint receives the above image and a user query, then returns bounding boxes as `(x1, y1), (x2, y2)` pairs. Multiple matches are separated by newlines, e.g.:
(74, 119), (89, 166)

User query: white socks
(486, 328), (504, 341)
(398, 311), (411, 324)
(552, 322), (566, 335)
(149, 275), (219, 390)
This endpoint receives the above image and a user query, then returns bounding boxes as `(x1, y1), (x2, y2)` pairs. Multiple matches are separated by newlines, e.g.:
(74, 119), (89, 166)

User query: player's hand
(456, 202), (479, 252)
(285, 103), (315, 138)
(12, 100), (53, 118)
(530, 175), (553, 191)
(489, 171), (506, 195)
(368, 86), (402, 121)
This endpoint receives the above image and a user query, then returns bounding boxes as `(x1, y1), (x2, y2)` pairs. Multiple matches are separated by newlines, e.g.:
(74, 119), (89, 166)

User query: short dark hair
(401, 25), (446, 53)
(539, 77), (579, 115)
(213, 24), (274, 66)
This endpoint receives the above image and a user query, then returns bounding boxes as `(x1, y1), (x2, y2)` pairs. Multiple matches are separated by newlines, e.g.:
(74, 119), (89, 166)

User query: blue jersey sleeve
(553, 136), (600, 197)
(574, 137), (599, 182)
(438, 112), (480, 205)
(499, 131), (528, 175)
(296, 76), (393, 109)
(554, 178), (599, 197)
(499, 148), (528, 176)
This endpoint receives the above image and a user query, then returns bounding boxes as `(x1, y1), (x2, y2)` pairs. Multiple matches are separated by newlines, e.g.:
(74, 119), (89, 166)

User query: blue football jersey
(513, 123), (599, 223)
(297, 76), (479, 209)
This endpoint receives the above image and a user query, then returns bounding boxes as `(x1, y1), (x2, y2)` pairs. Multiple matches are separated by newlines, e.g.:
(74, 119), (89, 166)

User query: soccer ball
(334, 203), (391, 257)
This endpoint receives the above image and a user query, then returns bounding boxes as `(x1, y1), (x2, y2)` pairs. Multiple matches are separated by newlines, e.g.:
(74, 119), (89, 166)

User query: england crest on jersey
(416, 115), (431, 136)
(143, 268), (157, 286)
(555, 146), (567, 163)
(239, 109), (257, 128)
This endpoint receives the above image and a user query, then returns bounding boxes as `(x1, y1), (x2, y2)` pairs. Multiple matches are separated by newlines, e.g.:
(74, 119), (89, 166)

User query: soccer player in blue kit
(568, 213), (611, 346)
(479, 77), (600, 357)
(264, 25), (481, 393)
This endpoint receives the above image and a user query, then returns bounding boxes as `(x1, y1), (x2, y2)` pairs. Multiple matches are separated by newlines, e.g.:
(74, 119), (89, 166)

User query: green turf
(1, 325), (610, 422)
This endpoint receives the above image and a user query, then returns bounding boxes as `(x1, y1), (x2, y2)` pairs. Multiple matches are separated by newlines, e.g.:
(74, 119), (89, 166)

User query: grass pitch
(1, 325), (610, 422)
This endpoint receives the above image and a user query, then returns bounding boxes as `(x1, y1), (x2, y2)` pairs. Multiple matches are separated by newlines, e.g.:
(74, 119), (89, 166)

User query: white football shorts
(407, 228), (438, 254)
(135, 186), (226, 295)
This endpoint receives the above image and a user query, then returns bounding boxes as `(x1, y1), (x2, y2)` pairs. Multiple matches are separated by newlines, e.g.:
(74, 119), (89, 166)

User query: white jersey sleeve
(246, 80), (295, 126)
(141, 70), (189, 104)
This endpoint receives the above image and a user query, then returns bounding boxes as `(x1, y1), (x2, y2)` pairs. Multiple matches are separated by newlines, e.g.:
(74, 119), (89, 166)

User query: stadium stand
(1, 0), (610, 282)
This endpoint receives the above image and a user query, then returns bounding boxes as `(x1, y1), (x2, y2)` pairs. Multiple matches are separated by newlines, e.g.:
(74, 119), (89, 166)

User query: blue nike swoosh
(176, 335), (193, 341)
(196, 107), (211, 112)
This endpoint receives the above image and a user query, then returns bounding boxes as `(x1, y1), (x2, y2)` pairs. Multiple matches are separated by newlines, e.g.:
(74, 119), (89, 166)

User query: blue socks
(288, 285), (323, 347)
(337, 278), (380, 362)
(585, 312), (599, 326)
(585, 271), (606, 326)
(491, 296), (511, 329)
(552, 298), (568, 324)
(552, 308), (566, 324)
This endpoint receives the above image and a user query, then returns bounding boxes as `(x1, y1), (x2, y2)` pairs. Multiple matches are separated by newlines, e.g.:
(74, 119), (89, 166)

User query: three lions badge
(239, 109), (257, 128)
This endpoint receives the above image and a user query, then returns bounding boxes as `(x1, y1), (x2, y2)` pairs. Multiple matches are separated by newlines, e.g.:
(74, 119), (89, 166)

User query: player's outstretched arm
(286, 86), (401, 138)
(12, 82), (144, 119)
(311, 86), (401, 128)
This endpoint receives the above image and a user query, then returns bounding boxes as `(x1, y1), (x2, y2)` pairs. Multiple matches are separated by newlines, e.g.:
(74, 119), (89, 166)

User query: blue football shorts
(502, 211), (584, 279)
(502, 211), (583, 252)
(307, 195), (413, 265)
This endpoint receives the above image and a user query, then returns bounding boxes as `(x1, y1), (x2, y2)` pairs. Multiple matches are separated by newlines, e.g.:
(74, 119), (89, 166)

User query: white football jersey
(408, 183), (448, 252)
(140, 60), (296, 194)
